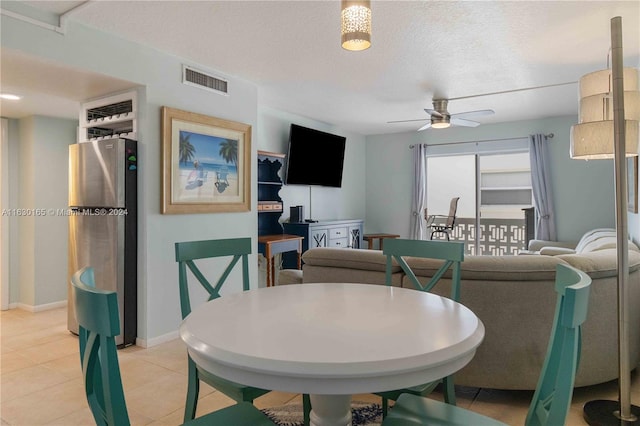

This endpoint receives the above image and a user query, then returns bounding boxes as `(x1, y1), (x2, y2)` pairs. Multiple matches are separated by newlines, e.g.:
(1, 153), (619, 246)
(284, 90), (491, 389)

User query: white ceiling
(2, 0), (639, 135)
(0, 48), (138, 120)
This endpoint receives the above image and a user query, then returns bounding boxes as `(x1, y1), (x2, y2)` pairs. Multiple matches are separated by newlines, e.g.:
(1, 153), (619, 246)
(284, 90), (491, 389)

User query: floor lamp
(570, 16), (640, 425)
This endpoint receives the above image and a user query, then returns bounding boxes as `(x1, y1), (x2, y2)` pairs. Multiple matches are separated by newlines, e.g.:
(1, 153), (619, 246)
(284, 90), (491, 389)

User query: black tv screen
(285, 124), (346, 188)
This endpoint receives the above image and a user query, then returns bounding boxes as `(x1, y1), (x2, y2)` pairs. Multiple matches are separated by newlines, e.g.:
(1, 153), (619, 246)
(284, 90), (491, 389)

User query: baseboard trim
(17, 300), (67, 312)
(136, 330), (179, 348)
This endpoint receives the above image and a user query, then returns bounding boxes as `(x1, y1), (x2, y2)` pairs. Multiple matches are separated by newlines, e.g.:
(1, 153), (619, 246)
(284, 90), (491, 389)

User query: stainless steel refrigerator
(68, 138), (137, 346)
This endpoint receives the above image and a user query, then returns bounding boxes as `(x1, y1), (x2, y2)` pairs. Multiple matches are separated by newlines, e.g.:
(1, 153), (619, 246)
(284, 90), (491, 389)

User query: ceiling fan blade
(387, 119), (429, 124)
(451, 118), (480, 127)
(451, 109), (495, 119)
(425, 108), (443, 118)
(417, 122), (432, 131)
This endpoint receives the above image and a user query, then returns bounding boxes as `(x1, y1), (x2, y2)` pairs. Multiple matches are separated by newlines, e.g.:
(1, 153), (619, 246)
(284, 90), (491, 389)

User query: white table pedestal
(310, 395), (351, 426)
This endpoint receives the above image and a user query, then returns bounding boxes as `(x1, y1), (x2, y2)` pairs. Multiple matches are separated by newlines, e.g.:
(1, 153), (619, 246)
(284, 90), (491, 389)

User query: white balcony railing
(430, 217), (527, 255)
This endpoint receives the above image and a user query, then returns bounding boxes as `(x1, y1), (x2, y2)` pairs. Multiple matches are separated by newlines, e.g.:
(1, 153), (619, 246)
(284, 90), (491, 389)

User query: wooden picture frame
(628, 156), (638, 213)
(162, 107), (251, 214)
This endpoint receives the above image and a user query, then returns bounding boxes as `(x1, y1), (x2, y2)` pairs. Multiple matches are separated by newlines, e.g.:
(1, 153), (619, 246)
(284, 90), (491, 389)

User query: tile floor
(1, 307), (638, 425)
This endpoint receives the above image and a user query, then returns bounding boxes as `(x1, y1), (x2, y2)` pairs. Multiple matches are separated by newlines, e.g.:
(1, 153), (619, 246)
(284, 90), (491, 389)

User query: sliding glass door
(426, 155), (477, 251)
(426, 150), (532, 255)
(478, 152), (532, 255)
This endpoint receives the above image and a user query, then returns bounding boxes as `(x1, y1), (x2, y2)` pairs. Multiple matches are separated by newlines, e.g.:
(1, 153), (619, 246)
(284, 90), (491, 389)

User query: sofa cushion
(557, 248), (640, 279)
(532, 228), (639, 255)
(301, 248), (401, 272)
(574, 228), (616, 252)
(406, 254), (568, 281)
(539, 247), (576, 256)
(574, 228), (619, 253)
(573, 228), (640, 253)
(277, 269), (303, 285)
(302, 264), (403, 287)
(527, 239), (577, 252)
(579, 236), (616, 253)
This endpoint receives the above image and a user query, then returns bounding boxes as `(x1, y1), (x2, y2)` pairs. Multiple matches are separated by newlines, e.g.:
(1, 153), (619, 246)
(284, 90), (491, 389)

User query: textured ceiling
(0, 49), (138, 120)
(2, 1), (640, 135)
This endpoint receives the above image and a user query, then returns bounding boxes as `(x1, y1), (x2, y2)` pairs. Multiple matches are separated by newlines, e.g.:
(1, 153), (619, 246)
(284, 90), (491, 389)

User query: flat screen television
(285, 124), (347, 188)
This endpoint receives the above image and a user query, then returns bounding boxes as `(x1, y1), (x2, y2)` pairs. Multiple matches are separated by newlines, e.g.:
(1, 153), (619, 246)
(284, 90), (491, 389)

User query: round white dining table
(179, 283), (485, 426)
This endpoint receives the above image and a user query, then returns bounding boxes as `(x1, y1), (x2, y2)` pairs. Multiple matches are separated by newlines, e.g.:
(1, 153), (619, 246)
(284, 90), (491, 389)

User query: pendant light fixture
(341, 0), (371, 51)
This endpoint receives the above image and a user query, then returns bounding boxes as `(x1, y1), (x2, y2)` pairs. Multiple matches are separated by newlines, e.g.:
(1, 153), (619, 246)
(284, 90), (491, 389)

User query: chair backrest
(175, 238), (251, 319)
(383, 238), (465, 301)
(445, 197), (460, 227)
(525, 264), (591, 426)
(71, 267), (130, 426)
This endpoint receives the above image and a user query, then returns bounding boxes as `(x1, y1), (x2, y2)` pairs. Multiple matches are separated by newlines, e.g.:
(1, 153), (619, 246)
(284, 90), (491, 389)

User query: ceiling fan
(389, 99), (495, 131)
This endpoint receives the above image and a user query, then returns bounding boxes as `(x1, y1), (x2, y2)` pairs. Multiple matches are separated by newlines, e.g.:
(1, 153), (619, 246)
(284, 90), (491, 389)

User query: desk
(363, 233), (400, 250)
(180, 283), (484, 426)
(258, 234), (303, 287)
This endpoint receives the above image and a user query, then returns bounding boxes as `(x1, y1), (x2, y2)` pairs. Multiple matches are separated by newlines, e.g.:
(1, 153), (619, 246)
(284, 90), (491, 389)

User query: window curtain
(529, 134), (557, 240)
(410, 144), (427, 239)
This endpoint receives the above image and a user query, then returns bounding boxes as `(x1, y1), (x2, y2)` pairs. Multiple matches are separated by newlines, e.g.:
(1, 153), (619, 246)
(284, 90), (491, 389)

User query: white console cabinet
(282, 219), (363, 268)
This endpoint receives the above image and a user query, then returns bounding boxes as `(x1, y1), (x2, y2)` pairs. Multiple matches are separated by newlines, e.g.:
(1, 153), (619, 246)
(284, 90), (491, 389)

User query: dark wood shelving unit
(257, 150), (285, 235)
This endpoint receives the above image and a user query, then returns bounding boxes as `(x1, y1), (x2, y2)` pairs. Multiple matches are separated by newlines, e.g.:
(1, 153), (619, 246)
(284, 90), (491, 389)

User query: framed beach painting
(162, 107), (251, 214)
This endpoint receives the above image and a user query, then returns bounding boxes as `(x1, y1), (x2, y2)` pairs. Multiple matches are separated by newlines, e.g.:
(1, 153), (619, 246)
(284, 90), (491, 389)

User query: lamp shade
(341, 0), (371, 51)
(579, 91), (640, 123)
(570, 120), (639, 159)
(571, 66), (640, 160)
(579, 67), (640, 98)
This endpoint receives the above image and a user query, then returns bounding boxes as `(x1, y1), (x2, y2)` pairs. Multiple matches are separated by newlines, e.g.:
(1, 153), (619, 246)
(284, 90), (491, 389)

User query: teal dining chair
(175, 238), (311, 425)
(375, 238), (465, 417)
(71, 266), (276, 426)
(382, 263), (592, 426)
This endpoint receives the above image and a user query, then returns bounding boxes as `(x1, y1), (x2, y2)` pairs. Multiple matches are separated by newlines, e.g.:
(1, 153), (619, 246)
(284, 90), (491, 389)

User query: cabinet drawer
(329, 238), (349, 248)
(329, 227), (348, 239)
(257, 203), (283, 212)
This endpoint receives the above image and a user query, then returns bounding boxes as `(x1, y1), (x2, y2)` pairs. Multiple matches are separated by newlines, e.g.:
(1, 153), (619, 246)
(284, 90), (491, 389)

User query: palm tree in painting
(219, 139), (238, 165)
(179, 132), (196, 165)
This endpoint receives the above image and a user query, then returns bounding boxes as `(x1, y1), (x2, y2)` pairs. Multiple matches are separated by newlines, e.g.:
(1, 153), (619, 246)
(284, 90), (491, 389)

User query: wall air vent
(183, 65), (229, 96)
(79, 90), (137, 142)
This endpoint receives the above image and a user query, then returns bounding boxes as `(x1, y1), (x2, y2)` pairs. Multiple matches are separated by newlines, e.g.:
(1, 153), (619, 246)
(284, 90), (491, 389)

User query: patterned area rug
(262, 401), (382, 426)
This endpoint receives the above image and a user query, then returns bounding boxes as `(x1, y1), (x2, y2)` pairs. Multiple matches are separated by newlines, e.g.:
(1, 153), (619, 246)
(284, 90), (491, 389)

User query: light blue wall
(365, 116), (617, 243)
(6, 119), (20, 305)
(30, 116), (76, 306)
(17, 118), (34, 306)
(15, 115), (75, 308)
(1, 15), (259, 342)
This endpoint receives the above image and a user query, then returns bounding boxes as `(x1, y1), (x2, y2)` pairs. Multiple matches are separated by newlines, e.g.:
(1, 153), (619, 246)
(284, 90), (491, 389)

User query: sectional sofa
(285, 229), (640, 390)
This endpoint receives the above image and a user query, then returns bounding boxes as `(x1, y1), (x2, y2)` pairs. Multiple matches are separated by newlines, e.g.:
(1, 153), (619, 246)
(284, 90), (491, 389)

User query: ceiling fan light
(430, 112), (451, 129)
(341, 0), (371, 51)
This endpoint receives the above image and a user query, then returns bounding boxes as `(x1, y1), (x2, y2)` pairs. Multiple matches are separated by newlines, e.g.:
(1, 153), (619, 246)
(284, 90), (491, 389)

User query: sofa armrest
(539, 247), (577, 256)
(528, 239), (577, 252)
(302, 248), (400, 272)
